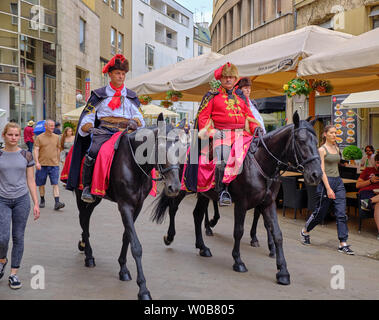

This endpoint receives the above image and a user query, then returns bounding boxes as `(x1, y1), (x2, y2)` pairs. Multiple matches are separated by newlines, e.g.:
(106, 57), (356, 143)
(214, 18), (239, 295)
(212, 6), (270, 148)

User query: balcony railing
(155, 32), (177, 49)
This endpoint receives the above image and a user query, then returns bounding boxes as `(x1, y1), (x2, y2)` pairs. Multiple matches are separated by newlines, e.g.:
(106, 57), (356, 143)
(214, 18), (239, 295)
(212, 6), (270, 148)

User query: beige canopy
(128, 26), (353, 101)
(297, 28), (379, 95)
(62, 106), (84, 121)
(341, 90), (379, 109)
(140, 104), (179, 117)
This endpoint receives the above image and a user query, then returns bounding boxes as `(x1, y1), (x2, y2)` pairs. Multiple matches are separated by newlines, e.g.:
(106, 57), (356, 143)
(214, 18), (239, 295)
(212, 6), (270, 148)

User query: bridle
(126, 129), (180, 182)
(254, 124), (320, 179)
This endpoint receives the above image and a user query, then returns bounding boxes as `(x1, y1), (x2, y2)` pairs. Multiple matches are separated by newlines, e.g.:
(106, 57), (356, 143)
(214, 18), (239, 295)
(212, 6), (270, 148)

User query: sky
(175, 0), (213, 24)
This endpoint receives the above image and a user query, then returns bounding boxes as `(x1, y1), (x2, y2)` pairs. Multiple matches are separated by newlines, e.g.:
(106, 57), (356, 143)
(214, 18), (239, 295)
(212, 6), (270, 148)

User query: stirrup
(219, 190), (232, 207)
(81, 186), (96, 203)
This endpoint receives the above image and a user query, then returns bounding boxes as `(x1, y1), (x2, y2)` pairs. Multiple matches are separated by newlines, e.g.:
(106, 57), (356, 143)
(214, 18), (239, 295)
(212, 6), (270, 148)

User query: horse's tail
(151, 191), (172, 224)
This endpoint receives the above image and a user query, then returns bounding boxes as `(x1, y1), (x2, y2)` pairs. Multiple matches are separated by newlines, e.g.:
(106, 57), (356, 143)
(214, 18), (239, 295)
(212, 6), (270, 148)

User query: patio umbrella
(62, 106), (84, 122)
(128, 26), (353, 101)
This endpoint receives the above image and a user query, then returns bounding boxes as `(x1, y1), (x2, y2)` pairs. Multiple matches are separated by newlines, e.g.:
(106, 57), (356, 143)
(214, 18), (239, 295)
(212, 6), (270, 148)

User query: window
(259, 0), (265, 24)
(145, 44), (154, 67)
(370, 6), (379, 29)
(138, 12), (144, 26)
(276, 0), (281, 17)
(194, 27), (199, 36)
(198, 45), (203, 56)
(177, 56), (184, 62)
(110, 0), (116, 10)
(118, 32), (123, 54)
(374, 18), (379, 29)
(250, 0), (254, 29)
(79, 18), (86, 52)
(10, 3), (18, 25)
(103, 0), (108, 3)
(76, 67), (86, 96)
(100, 59), (109, 86)
(111, 27), (116, 55)
(185, 36), (190, 48)
(118, 0), (124, 16)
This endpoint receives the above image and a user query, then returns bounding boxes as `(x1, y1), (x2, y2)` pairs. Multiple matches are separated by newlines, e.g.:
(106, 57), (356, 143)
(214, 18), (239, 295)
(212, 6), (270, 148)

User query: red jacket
(198, 86), (258, 135)
(24, 126), (34, 143)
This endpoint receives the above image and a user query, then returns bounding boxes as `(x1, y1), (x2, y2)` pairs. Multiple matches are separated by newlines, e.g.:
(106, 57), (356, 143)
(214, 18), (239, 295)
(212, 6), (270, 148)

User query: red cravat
(108, 82), (124, 110)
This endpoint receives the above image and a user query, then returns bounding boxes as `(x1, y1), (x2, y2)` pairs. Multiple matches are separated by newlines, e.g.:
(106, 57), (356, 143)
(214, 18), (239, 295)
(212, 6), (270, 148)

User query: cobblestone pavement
(0, 183), (378, 300)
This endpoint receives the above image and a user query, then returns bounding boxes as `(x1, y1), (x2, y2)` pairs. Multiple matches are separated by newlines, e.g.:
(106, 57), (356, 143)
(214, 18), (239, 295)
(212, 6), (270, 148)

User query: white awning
(0, 108), (6, 118)
(369, 6), (379, 17)
(341, 90), (379, 108)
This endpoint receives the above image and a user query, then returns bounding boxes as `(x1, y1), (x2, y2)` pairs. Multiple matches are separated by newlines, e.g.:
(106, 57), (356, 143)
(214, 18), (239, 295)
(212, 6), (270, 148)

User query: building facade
(210, 0), (294, 54)
(295, 0), (379, 148)
(193, 22), (211, 57)
(131, 0), (194, 121)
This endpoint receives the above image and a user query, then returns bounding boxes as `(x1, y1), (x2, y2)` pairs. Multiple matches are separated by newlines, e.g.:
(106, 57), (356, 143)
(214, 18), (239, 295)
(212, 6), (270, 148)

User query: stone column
(226, 10), (233, 45)
(241, 0), (250, 34)
(220, 16), (226, 48)
(233, 4), (241, 39)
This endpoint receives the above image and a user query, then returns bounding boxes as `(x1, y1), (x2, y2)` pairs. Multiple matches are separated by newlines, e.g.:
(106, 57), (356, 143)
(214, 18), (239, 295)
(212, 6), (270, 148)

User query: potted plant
(342, 145), (362, 165)
(312, 80), (333, 94)
(160, 100), (173, 108)
(283, 78), (313, 98)
(166, 90), (183, 102)
(209, 79), (221, 91)
(138, 95), (152, 105)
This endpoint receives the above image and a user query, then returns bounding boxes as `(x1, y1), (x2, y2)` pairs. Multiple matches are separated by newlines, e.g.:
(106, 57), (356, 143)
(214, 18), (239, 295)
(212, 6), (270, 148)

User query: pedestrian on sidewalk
(301, 125), (354, 255)
(0, 122), (40, 290)
(23, 120), (35, 153)
(60, 126), (75, 164)
(34, 119), (65, 210)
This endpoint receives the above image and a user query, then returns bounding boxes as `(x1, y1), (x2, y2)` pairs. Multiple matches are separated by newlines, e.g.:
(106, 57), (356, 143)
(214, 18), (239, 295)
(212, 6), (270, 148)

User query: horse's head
(155, 113), (187, 197)
(291, 111), (323, 186)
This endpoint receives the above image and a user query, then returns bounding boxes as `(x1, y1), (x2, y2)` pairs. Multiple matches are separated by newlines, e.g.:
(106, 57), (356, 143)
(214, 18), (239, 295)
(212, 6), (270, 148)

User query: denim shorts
(359, 190), (376, 200)
(35, 166), (60, 186)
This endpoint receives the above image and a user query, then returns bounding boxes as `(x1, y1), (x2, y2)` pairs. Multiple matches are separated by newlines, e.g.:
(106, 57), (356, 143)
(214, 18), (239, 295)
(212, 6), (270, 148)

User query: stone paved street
(0, 183), (378, 300)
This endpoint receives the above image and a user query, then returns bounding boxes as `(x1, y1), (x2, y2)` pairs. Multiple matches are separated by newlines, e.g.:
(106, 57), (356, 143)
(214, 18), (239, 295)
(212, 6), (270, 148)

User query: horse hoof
(233, 263), (248, 273)
(85, 258), (96, 268)
(276, 272), (291, 285)
(119, 271), (132, 281)
(78, 240), (85, 252)
(209, 219), (218, 228)
(138, 292), (152, 300)
(269, 252), (276, 258)
(250, 240), (260, 247)
(163, 235), (173, 246)
(205, 228), (213, 236)
(199, 248), (212, 257)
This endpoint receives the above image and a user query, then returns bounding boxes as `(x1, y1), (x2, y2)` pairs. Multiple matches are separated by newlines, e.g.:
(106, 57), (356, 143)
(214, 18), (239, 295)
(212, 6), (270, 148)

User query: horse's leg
(118, 231), (132, 281)
(263, 214), (276, 258)
(261, 202), (290, 285)
(118, 201), (151, 300)
(204, 199), (213, 236)
(250, 208), (260, 247)
(209, 200), (220, 228)
(164, 192), (186, 246)
(75, 190), (99, 268)
(232, 205), (248, 272)
(194, 195), (212, 257)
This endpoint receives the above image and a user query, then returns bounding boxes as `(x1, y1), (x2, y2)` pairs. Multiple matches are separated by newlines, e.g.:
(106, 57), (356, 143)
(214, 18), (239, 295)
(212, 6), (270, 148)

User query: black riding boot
(81, 155), (96, 203)
(215, 164), (232, 207)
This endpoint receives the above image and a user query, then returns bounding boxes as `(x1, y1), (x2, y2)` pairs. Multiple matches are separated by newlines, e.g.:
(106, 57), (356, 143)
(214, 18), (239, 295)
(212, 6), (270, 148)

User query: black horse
(75, 114), (184, 300)
(153, 112), (322, 285)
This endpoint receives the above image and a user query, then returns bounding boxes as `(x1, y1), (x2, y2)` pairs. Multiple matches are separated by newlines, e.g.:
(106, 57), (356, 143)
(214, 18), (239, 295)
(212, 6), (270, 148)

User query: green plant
(138, 95), (152, 105)
(166, 90), (183, 101)
(210, 79), (221, 90)
(63, 121), (75, 130)
(312, 80), (333, 94)
(160, 100), (173, 108)
(283, 78), (312, 98)
(342, 145), (362, 160)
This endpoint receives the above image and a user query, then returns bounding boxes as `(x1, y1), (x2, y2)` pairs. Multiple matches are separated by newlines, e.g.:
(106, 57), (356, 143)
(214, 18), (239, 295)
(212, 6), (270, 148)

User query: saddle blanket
(60, 132), (157, 197)
(181, 133), (253, 192)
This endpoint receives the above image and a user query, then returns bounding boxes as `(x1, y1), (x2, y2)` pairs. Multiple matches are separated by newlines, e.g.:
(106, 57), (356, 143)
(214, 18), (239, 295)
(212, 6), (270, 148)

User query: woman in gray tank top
(0, 123), (40, 289)
(301, 125), (354, 255)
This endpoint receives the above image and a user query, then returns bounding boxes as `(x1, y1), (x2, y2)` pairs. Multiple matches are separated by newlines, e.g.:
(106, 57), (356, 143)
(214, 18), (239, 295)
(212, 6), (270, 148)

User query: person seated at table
(356, 152), (379, 240)
(360, 145), (376, 169)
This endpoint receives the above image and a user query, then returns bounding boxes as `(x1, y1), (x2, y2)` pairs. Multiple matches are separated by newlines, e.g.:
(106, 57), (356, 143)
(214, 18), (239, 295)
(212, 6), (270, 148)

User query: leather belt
(100, 120), (129, 129)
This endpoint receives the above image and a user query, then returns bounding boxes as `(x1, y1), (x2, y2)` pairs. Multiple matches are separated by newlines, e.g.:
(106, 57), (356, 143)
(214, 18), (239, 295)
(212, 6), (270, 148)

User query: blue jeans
(26, 141), (33, 153)
(0, 193), (30, 269)
(305, 176), (349, 242)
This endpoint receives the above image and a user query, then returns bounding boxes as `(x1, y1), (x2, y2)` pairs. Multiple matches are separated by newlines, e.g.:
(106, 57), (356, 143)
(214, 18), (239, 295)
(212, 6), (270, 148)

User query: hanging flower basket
(160, 100), (173, 108)
(138, 95), (152, 105)
(312, 80), (333, 94)
(166, 90), (183, 102)
(283, 78), (312, 98)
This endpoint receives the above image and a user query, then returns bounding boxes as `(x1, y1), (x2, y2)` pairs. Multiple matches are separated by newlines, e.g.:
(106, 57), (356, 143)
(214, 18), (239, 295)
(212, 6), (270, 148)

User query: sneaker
(0, 258), (8, 280)
(39, 200), (45, 208)
(8, 274), (22, 289)
(301, 229), (311, 245)
(338, 245), (355, 255)
(54, 201), (65, 210)
(360, 199), (372, 211)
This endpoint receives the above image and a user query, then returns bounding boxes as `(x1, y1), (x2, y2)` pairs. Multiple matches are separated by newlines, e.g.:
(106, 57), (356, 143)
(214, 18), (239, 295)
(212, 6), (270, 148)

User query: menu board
(331, 95), (358, 149)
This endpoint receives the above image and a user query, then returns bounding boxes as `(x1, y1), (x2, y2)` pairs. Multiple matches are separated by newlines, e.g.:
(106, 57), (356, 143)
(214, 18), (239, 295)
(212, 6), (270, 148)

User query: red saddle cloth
(181, 132), (253, 192)
(60, 132), (157, 197)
